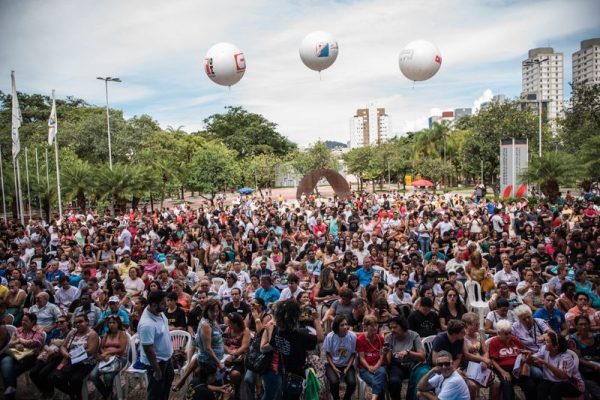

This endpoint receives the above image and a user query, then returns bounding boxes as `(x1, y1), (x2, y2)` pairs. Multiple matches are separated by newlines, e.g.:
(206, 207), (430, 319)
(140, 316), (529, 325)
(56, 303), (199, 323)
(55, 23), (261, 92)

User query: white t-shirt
(427, 370), (470, 400)
(123, 277), (145, 296)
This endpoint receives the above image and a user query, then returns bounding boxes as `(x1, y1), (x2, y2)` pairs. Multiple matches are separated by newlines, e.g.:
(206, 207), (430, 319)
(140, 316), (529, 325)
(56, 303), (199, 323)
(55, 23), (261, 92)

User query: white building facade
(349, 105), (390, 148)
(572, 38), (600, 86)
(521, 47), (564, 124)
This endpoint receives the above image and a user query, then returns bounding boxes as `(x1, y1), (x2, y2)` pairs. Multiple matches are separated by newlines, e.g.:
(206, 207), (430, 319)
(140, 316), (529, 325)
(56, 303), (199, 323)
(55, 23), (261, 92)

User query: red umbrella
(411, 179), (433, 187)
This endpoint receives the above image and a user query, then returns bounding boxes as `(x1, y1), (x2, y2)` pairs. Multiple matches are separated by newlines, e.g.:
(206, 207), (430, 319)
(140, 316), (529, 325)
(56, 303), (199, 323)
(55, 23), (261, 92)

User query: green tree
(61, 157), (95, 212)
(520, 152), (581, 203)
(559, 82), (600, 153)
(343, 146), (374, 192)
(186, 141), (241, 204)
(242, 154), (280, 197)
(387, 137), (414, 189)
(289, 141), (336, 176)
(204, 106), (296, 158)
(415, 158), (452, 193)
(461, 101), (539, 194)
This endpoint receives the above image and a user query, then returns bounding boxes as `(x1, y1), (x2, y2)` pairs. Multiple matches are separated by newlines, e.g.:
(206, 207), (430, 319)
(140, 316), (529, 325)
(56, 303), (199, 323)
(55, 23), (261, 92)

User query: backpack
(245, 328), (274, 374)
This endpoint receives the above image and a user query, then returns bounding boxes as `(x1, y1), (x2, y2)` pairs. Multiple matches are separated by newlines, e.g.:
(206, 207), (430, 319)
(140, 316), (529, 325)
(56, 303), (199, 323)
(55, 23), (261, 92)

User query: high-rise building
(521, 47), (564, 124)
(572, 38), (600, 86)
(454, 108), (472, 120)
(349, 105), (389, 148)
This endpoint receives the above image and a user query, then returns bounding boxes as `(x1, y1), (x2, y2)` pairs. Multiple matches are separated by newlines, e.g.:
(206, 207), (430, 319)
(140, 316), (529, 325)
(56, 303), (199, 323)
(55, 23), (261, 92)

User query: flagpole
(0, 145), (6, 219)
(25, 148), (32, 219)
(54, 128), (63, 222)
(35, 148), (42, 219)
(49, 90), (63, 222)
(11, 71), (24, 225)
(16, 158), (24, 224)
(45, 148), (50, 219)
(13, 160), (19, 221)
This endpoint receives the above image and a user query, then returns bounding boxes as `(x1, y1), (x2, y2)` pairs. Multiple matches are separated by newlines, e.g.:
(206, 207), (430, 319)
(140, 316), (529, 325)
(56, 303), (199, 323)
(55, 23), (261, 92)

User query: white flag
(11, 71), (22, 159)
(48, 90), (57, 145)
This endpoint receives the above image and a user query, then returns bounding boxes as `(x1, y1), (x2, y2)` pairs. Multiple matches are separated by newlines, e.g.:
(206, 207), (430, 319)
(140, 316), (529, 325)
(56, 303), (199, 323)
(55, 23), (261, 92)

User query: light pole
(96, 77), (121, 170)
(523, 58), (548, 157)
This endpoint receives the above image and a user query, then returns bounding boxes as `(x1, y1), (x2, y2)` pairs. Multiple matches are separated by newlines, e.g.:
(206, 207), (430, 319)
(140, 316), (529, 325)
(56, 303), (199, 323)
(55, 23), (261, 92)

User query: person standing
(138, 291), (174, 400)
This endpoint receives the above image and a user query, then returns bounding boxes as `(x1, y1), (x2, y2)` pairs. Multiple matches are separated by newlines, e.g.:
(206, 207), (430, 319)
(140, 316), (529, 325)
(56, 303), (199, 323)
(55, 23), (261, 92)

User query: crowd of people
(0, 187), (598, 400)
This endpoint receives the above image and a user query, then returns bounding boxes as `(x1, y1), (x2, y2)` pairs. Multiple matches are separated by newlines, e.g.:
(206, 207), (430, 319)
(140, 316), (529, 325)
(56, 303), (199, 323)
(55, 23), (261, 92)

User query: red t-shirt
(488, 336), (523, 370)
(356, 333), (384, 368)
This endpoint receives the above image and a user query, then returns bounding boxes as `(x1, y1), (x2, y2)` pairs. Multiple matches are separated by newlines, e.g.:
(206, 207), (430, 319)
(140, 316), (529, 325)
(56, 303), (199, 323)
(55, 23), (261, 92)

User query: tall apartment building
(349, 105), (389, 148)
(521, 47), (564, 124)
(572, 38), (600, 86)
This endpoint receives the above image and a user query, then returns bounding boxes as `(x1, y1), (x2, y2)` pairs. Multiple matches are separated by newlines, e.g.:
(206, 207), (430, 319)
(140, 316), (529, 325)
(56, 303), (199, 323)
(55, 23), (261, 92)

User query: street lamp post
(523, 58), (548, 157)
(96, 77), (121, 170)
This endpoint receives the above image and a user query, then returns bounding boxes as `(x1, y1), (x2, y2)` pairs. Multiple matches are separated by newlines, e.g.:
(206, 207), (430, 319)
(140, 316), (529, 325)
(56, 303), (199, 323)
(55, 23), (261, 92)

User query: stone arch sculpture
(296, 169), (351, 200)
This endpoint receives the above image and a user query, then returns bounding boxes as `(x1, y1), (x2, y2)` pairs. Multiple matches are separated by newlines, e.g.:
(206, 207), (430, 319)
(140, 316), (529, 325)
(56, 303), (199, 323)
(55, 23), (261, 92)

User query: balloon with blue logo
(299, 31), (339, 73)
(204, 42), (246, 87)
(398, 40), (442, 82)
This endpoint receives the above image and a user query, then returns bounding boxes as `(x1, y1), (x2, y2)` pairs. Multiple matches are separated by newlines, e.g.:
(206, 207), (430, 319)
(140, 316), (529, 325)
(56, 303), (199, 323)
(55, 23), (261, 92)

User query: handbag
(7, 347), (35, 361)
(480, 275), (495, 292)
(245, 328), (274, 374)
(98, 356), (121, 373)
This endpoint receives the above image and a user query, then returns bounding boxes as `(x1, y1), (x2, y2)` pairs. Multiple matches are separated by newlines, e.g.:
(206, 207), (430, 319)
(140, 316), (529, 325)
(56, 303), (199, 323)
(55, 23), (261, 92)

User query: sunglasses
(436, 362), (451, 368)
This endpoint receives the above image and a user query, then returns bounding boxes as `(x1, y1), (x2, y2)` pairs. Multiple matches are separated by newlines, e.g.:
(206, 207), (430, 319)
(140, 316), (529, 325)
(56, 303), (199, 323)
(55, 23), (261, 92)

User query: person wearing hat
(95, 295), (130, 337)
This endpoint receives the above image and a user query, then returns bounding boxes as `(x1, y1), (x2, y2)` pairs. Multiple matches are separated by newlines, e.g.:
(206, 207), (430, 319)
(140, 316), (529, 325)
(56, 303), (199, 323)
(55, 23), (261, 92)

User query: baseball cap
(108, 296), (120, 303)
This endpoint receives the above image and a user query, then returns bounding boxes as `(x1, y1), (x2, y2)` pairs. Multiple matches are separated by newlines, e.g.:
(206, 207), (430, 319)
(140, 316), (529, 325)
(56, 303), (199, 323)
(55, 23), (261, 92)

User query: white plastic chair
(112, 332), (131, 400)
(211, 277), (225, 293)
(125, 333), (149, 392)
(465, 280), (490, 329)
(0, 325), (16, 355)
(170, 330), (192, 378)
(421, 335), (436, 359)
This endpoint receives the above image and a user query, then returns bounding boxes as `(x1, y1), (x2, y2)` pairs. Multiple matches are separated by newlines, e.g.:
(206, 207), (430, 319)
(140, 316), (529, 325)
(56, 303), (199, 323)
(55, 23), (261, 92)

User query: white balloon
(398, 40), (442, 81)
(204, 42), (246, 87)
(299, 31), (339, 72)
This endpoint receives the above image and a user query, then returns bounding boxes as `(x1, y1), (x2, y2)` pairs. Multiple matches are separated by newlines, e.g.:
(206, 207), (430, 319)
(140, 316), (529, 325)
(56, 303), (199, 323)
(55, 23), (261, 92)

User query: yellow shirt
(117, 261), (138, 278)
(0, 285), (7, 301)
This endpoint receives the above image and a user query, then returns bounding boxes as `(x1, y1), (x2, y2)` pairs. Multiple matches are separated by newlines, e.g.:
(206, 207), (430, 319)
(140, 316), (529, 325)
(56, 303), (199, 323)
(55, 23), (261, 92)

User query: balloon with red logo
(398, 40), (442, 82)
(204, 42), (246, 87)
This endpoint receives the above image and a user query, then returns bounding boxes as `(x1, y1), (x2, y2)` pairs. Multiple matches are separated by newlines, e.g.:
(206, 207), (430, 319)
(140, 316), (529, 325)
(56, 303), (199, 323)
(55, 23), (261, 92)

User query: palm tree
(520, 152), (581, 203)
(61, 159), (94, 212)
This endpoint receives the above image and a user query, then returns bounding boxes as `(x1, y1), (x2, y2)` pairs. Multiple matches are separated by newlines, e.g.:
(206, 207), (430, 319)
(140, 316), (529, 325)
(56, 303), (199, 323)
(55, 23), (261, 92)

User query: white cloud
(473, 89), (494, 114)
(1, 0), (599, 145)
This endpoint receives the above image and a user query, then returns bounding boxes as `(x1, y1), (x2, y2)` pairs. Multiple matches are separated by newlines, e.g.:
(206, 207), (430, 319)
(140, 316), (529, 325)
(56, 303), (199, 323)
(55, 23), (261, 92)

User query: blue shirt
(533, 307), (565, 334)
(138, 308), (173, 364)
(356, 267), (375, 287)
(255, 286), (280, 307)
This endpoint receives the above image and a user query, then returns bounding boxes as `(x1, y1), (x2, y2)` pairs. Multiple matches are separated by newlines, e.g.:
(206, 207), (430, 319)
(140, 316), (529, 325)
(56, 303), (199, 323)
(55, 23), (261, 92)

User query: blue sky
(1, 0), (599, 145)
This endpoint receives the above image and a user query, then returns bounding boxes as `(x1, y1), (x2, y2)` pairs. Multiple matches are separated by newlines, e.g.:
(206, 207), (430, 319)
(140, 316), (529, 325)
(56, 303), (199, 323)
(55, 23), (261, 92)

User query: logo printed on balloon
(300, 31), (339, 73)
(398, 40), (442, 82)
(205, 58), (215, 76)
(204, 42), (246, 87)
(234, 53), (246, 72)
(316, 43), (330, 57)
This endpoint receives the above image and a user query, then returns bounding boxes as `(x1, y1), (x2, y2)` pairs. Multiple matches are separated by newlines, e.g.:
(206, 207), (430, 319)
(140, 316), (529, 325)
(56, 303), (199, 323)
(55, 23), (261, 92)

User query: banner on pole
(500, 138), (528, 198)
(11, 71), (22, 159)
(48, 91), (58, 145)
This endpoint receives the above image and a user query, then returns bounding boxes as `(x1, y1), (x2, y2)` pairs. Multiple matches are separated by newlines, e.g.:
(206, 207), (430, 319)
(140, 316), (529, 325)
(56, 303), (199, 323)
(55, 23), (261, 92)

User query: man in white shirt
(54, 276), (80, 311)
(436, 214), (455, 237)
(118, 226), (132, 248)
(29, 292), (64, 332)
(417, 350), (470, 400)
(279, 274), (304, 301)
